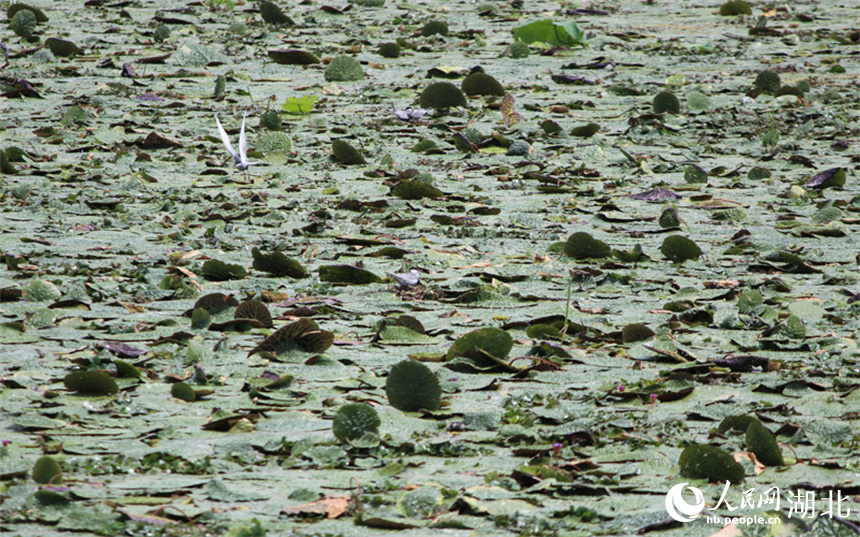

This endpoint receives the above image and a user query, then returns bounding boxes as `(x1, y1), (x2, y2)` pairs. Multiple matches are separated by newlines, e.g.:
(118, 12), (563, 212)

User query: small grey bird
(215, 114), (255, 174)
(390, 268), (421, 289)
(392, 106), (428, 121)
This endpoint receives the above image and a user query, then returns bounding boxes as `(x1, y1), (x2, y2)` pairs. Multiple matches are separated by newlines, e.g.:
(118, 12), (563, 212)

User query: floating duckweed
(332, 139), (367, 164)
(419, 81), (467, 109)
(386, 360), (442, 412)
(571, 123), (600, 137)
(506, 140), (531, 156)
(260, 110), (282, 131)
(746, 421), (784, 466)
(63, 370), (119, 395)
(509, 40), (530, 59)
(685, 91), (713, 111)
(679, 444), (745, 482)
(719, 0), (752, 15)
(153, 24), (170, 42)
(461, 72), (505, 96)
(653, 90), (680, 114)
(660, 235), (702, 263)
(32, 456), (62, 484)
(10, 8), (37, 37)
(378, 42), (401, 58)
(420, 20), (448, 37)
(754, 70), (781, 93)
(332, 403), (380, 440)
(259, 0), (294, 25)
(325, 55), (364, 82)
(564, 232), (611, 259)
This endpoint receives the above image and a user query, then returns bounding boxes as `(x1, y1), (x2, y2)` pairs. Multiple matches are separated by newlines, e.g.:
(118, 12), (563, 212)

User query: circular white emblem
(665, 482), (705, 523)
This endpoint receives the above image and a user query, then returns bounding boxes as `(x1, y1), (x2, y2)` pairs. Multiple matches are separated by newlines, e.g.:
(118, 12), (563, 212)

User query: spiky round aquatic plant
(653, 90), (680, 114)
(461, 72), (505, 96)
(260, 110), (282, 131)
(754, 70), (781, 93)
(509, 40), (530, 59)
(506, 140), (531, 156)
(685, 91), (713, 111)
(332, 403), (380, 440)
(32, 456), (63, 484)
(719, 0), (752, 15)
(324, 55), (364, 82)
(153, 24), (170, 42)
(419, 81), (466, 109)
(386, 360), (442, 412)
(420, 20), (448, 37)
(10, 8), (37, 38)
(377, 42), (401, 58)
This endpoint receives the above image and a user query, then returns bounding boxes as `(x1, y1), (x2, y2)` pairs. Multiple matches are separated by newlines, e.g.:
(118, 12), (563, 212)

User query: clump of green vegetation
(63, 370), (119, 395)
(260, 109), (282, 131)
(679, 444), (745, 482)
(420, 20), (448, 37)
(754, 70), (781, 93)
(660, 235), (702, 263)
(354, 0), (385, 5)
(461, 72), (505, 96)
(685, 91), (713, 111)
(419, 81), (467, 109)
(571, 123), (600, 137)
(506, 140), (531, 156)
(653, 90), (680, 114)
(386, 360), (442, 412)
(509, 40), (530, 58)
(259, 0), (295, 25)
(213, 75), (226, 99)
(324, 55), (364, 82)
(719, 0), (752, 16)
(229, 22), (248, 34)
(152, 24), (171, 43)
(377, 42), (401, 58)
(9, 8), (37, 38)
(796, 80), (811, 92)
(564, 232), (611, 259)
(332, 403), (381, 440)
(774, 85), (804, 99)
(746, 421), (784, 466)
(33, 456), (63, 484)
(332, 139), (366, 165)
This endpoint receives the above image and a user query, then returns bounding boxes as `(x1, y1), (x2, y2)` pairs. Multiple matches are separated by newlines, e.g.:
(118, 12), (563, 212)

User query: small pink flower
(617, 384), (625, 392)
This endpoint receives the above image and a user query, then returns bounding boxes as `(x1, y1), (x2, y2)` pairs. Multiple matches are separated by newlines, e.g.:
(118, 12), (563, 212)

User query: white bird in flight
(215, 114), (255, 175)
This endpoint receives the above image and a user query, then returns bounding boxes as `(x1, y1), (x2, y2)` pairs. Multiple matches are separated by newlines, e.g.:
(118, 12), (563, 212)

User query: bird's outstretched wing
(238, 114), (249, 167)
(215, 114), (240, 165)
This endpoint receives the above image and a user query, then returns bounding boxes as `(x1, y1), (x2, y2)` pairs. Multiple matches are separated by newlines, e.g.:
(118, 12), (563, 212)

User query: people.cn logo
(665, 482), (705, 522)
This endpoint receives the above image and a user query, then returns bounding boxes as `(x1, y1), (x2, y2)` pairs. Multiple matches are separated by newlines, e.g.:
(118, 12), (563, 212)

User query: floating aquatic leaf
(806, 167), (845, 189)
(746, 421), (784, 466)
(461, 72), (504, 96)
(512, 19), (587, 47)
(652, 90), (680, 114)
(386, 360), (442, 412)
(390, 180), (444, 200)
(621, 323), (655, 343)
(717, 414), (762, 434)
(332, 403), (380, 440)
(32, 456), (62, 484)
(447, 327), (513, 362)
(268, 49), (320, 65)
(325, 55), (364, 82)
(251, 247), (308, 278)
(318, 264), (382, 284)
(201, 259), (247, 281)
(259, 0), (295, 25)
(45, 37), (80, 57)
(188, 293), (239, 316)
(571, 123), (600, 137)
(171, 382), (196, 402)
(678, 444), (745, 483)
(419, 81), (467, 109)
(564, 232), (611, 259)
(234, 300), (273, 327)
(63, 370), (118, 395)
(660, 235), (702, 263)
(7, 3), (48, 23)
